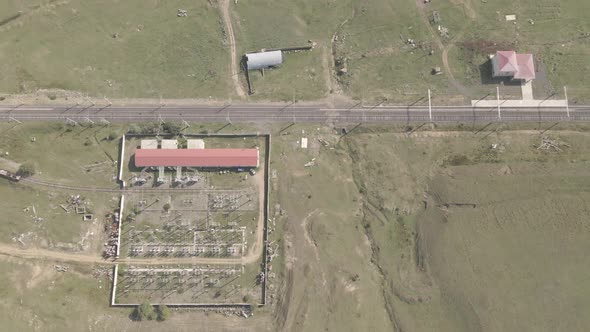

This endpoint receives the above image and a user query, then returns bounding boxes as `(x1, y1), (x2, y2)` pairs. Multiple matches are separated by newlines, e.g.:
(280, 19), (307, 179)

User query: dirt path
(414, 0), (473, 98)
(243, 165), (266, 265)
(219, 0), (246, 99)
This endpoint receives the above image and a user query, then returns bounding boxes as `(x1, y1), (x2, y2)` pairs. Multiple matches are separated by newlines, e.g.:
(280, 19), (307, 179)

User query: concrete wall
(116, 195), (124, 258)
(118, 135), (126, 188)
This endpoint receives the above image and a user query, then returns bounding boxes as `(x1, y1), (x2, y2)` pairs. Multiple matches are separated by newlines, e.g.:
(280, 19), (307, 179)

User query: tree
(134, 302), (156, 321)
(17, 163), (35, 177)
(163, 203), (171, 212)
(156, 304), (171, 321)
(107, 132), (118, 141)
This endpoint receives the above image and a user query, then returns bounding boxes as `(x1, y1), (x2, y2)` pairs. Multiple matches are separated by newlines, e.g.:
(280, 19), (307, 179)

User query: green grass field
(0, 180), (117, 248)
(341, 128), (590, 331)
(0, 260), (114, 331)
(2, 1), (589, 103)
(450, 0), (590, 102)
(231, 0), (359, 101)
(254, 123), (590, 331)
(0, 122), (120, 186)
(0, 122), (124, 248)
(0, 0), (229, 99)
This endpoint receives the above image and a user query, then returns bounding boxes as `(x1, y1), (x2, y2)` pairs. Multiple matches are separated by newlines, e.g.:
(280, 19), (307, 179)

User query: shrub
(134, 302), (156, 321)
(17, 163), (35, 177)
(162, 122), (182, 134)
(107, 132), (118, 141)
(444, 154), (471, 166)
(127, 124), (140, 134)
(156, 305), (170, 321)
(163, 203), (171, 212)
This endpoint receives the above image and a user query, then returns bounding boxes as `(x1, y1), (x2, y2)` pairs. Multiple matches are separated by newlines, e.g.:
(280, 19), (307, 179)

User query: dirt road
(0, 242), (242, 265)
(219, 0), (246, 98)
(242, 164), (266, 265)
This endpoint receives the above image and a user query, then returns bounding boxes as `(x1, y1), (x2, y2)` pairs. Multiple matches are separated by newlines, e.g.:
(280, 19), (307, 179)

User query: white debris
(301, 137), (308, 149)
(505, 14), (517, 21)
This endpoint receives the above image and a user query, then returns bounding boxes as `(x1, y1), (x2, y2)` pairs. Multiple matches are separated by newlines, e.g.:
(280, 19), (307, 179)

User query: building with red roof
(135, 148), (259, 168)
(492, 50), (535, 81)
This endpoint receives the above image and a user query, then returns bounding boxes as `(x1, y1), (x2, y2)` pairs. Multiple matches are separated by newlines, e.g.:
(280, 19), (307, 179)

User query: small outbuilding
(187, 139), (205, 149)
(140, 139), (158, 149)
(245, 51), (283, 71)
(491, 50), (535, 81)
(161, 139), (178, 149)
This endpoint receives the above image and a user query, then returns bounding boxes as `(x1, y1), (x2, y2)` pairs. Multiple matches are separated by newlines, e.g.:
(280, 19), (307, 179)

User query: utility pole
(564, 86), (570, 120)
(496, 86), (501, 120)
(428, 89), (432, 122)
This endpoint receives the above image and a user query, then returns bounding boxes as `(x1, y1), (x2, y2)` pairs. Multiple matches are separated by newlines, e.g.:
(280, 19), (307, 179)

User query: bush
(242, 294), (257, 313)
(156, 305), (171, 321)
(134, 302), (156, 321)
(163, 203), (171, 212)
(107, 132), (118, 141)
(444, 154), (471, 167)
(162, 122), (182, 134)
(17, 163), (35, 177)
(127, 124), (140, 134)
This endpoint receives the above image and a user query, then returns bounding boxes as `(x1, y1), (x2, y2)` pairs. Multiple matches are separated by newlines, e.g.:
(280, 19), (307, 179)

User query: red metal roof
(496, 51), (518, 73)
(135, 148), (259, 167)
(495, 51), (535, 80)
(514, 53), (535, 80)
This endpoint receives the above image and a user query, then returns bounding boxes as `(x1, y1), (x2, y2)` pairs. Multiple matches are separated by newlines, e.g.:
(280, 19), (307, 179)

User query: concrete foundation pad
(521, 80), (534, 100)
(471, 99), (568, 108)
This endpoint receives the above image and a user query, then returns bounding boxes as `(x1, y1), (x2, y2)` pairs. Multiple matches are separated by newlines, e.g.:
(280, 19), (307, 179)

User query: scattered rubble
(177, 9), (188, 17)
(438, 25), (449, 38)
(93, 266), (114, 281)
(103, 212), (120, 258)
(538, 137), (568, 152)
(55, 265), (69, 272)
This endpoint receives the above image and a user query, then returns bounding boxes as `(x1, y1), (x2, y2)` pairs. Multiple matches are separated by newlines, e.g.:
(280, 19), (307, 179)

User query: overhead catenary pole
(564, 86), (570, 119)
(496, 86), (501, 120)
(428, 89), (432, 122)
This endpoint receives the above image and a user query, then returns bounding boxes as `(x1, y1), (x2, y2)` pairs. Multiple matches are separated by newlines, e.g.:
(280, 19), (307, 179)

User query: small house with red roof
(491, 50), (535, 81)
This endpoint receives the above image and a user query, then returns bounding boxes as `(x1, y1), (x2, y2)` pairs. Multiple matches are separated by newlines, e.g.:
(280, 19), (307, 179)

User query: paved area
(471, 99), (568, 108)
(521, 80), (534, 100)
